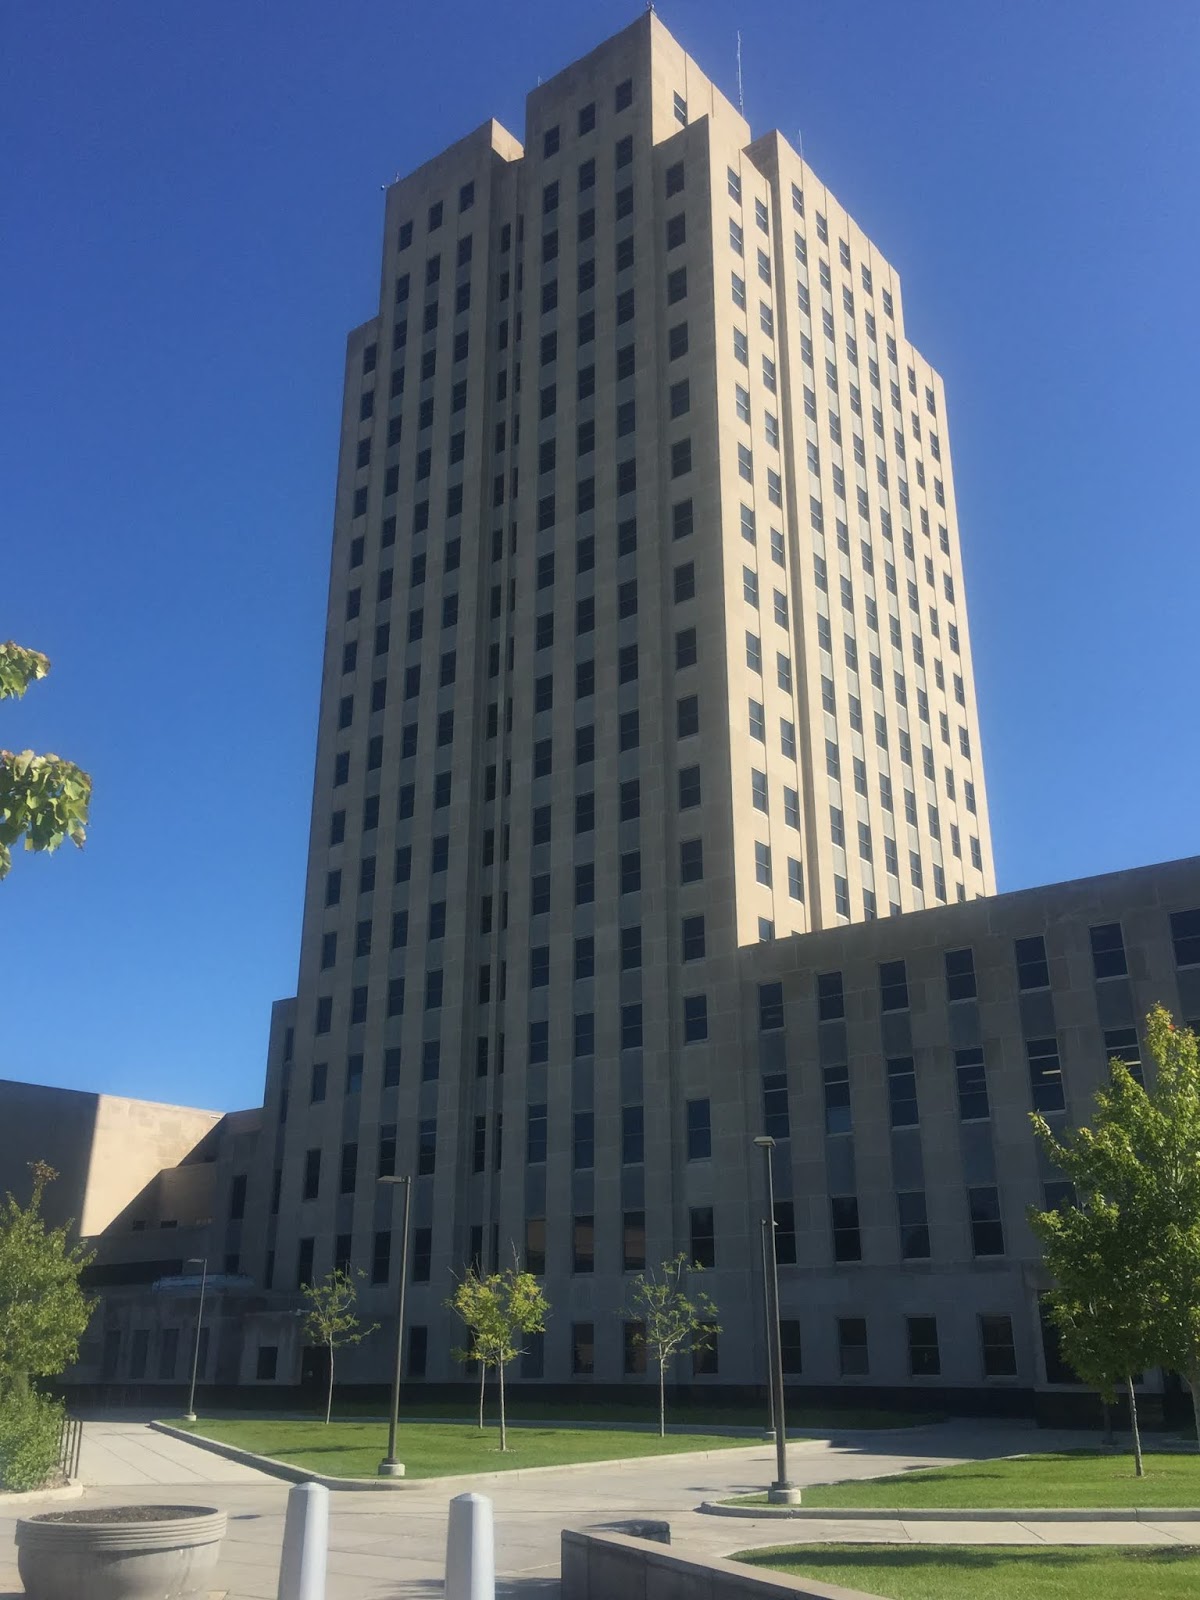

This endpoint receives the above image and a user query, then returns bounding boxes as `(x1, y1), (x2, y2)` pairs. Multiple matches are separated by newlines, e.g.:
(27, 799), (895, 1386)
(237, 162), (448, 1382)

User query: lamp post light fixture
(759, 1217), (776, 1443)
(376, 1174), (412, 1477)
(753, 1136), (800, 1505)
(183, 1256), (208, 1423)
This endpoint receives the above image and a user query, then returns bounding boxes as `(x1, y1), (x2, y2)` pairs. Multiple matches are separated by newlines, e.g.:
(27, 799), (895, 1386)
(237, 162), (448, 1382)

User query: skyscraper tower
(248, 13), (995, 1386)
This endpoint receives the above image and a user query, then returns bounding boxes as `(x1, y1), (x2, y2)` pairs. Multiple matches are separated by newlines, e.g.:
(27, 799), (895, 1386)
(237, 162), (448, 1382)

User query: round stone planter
(15, 1504), (227, 1600)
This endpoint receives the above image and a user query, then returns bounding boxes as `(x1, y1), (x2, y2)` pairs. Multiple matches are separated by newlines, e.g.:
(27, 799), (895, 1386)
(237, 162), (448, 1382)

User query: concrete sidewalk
(0, 1418), (1191, 1599)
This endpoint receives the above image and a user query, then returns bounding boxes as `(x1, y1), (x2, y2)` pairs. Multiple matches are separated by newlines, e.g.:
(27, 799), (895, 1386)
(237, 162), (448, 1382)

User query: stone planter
(15, 1504), (227, 1600)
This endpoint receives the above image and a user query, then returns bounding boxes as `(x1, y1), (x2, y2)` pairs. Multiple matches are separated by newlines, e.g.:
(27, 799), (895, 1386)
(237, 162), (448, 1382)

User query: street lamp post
(759, 1217), (776, 1441)
(377, 1174), (412, 1477)
(753, 1136), (799, 1504)
(183, 1256), (208, 1423)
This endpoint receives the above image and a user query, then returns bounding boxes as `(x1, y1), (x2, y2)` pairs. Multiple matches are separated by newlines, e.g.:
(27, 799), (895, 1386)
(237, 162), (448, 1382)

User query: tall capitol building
(246, 12), (1001, 1387)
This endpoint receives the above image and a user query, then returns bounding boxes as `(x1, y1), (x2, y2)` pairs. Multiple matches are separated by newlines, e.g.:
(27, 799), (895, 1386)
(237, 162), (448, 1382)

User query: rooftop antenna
(736, 30), (745, 117)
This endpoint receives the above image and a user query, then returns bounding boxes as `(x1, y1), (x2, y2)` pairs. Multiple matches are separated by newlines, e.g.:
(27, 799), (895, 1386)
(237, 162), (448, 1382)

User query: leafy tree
(1028, 1195), (1153, 1473)
(625, 1254), (720, 1437)
(0, 642), (91, 880)
(1032, 1007), (1200, 1450)
(448, 1265), (548, 1452)
(300, 1268), (377, 1424)
(0, 1161), (94, 1398)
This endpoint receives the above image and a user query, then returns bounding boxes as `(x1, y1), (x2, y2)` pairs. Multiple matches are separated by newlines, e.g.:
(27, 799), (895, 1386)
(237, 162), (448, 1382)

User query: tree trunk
(1188, 1369), (1200, 1454)
(498, 1362), (507, 1453)
(1125, 1375), (1144, 1477)
(477, 1361), (486, 1430)
(658, 1358), (666, 1439)
(325, 1340), (335, 1426)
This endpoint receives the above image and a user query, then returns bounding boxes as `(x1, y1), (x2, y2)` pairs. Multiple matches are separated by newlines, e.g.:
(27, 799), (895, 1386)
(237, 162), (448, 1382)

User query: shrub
(0, 1389), (65, 1491)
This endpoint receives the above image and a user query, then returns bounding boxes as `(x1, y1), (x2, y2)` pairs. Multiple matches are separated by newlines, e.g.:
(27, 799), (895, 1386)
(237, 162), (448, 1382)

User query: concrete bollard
(277, 1481), (330, 1600)
(445, 1491), (494, 1600)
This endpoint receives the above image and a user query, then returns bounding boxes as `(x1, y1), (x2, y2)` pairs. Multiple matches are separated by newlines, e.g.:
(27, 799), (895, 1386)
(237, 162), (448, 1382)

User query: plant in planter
(16, 1504), (227, 1600)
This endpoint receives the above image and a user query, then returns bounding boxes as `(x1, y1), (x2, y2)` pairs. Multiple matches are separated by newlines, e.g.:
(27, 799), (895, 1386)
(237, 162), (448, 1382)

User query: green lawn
(733, 1545), (1200, 1600)
(169, 1417), (756, 1478)
(327, 1397), (937, 1431)
(726, 1451), (1200, 1510)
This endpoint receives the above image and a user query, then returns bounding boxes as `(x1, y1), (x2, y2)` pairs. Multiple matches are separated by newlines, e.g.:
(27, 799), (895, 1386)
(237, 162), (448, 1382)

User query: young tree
(1032, 1007), (1200, 1450)
(625, 1254), (721, 1438)
(0, 1162), (94, 1397)
(300, 1268), (378, 1424)
(1028, 1195), (1153, 1474)
(448, 1265), (548, 1452)
(0, 643), (91, 880)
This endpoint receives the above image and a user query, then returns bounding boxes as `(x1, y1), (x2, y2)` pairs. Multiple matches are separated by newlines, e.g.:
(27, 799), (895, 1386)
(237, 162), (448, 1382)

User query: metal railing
(56, 1412), (82, 1482)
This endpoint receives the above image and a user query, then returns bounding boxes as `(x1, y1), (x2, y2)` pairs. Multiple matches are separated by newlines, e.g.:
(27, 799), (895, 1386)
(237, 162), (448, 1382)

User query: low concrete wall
(561, 1529), (887, 1600)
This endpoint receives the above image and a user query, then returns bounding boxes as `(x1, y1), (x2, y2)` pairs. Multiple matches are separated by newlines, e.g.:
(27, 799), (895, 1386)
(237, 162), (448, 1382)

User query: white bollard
(445, 1491), (495, 1600)
(276, 1481), (330, 1600)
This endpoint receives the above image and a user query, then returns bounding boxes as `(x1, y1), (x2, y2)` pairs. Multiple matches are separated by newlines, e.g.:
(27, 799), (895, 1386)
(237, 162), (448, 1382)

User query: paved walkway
(0, 1419), (1195, 1598)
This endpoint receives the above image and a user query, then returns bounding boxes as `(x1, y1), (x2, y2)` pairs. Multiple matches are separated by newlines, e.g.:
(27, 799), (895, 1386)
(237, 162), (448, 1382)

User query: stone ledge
(700, 1499), (1200, 1522)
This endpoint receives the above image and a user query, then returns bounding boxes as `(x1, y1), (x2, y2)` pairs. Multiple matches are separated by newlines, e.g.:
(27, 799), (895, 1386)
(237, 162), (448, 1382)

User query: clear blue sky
(3, 2), (1197, 1111)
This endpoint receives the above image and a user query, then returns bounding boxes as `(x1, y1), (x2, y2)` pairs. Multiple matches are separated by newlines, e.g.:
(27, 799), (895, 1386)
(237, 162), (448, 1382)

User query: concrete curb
(152, 1420), (790, 1492)
(701, 1499), (1200, 1523)
(0, 1481), (84, 1507)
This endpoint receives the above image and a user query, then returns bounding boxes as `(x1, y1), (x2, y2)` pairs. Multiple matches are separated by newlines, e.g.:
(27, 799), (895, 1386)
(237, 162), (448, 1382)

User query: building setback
(49, 15), (1200, 1408)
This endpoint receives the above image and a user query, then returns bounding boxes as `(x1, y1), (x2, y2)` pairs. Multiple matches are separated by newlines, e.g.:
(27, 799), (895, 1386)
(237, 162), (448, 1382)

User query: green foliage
(0, 1162), (93, 1396)
(448, 1265), (549, 1450)
(1030, 1008), (1200, 1445)
(300, 1268), (377, 1423)
(0, 641), (91, 880)
(0, 1388), (66, 1491)
(625, 1254), (721, 1436)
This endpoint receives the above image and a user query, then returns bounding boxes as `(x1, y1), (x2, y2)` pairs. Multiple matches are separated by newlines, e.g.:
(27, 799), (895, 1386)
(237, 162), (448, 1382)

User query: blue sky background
(3, 1), (1197, 1111)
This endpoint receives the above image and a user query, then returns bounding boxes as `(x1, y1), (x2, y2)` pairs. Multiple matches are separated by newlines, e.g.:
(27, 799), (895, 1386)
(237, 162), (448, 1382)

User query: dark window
(780, 1318), (803, 1373)
(571, 1322), (595, 1375)
(817, 970), (844, 1020)
(831, 1197), (861, 1261)
(758, 981), (785, 1031)
(879, 959), (909, 1011)
(837, 1317), (868, 1375)
(302, 1148), (320, 1201)
(622, 1104), (644, 1165)
(762, 1073), (790, 1139)
(1170, 909), (1200, 968)
(371, 1230), (390, 1285)
(1105, 1027), (1144, 1084)
(690, 1205), (715, 1267)
(898, 1191), (930, 1259)
(683, 993), (708, 1042)
(823, 1063), (851, 1134)
(1015, 934), (1050, 990)
(980, 1314), (1017, 1377)
(572, 1216), (594, 1274)
(969, 1186), (1004, 1256)
(680, 838), (703, 882)
(907, 1316), (940, 1377)
(686, 1098), (711, 1160)
(945, 947), (977, 1001)
(886, 1057), (918, 1127)
(955, 1048), (989, 1120)
(1027, 1037), (1065, 1113)
(525, 1219), (546, 1276)
(1089, 922), (1128, 980)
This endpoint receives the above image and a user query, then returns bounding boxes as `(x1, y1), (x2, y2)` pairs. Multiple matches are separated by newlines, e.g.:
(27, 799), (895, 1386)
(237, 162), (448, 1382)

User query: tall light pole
(759, 1218), (776, 1441)
(753, 1137), (799, 1504)
(377, 1174), (412, 1477)
(183, 1256), (208, 1423)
